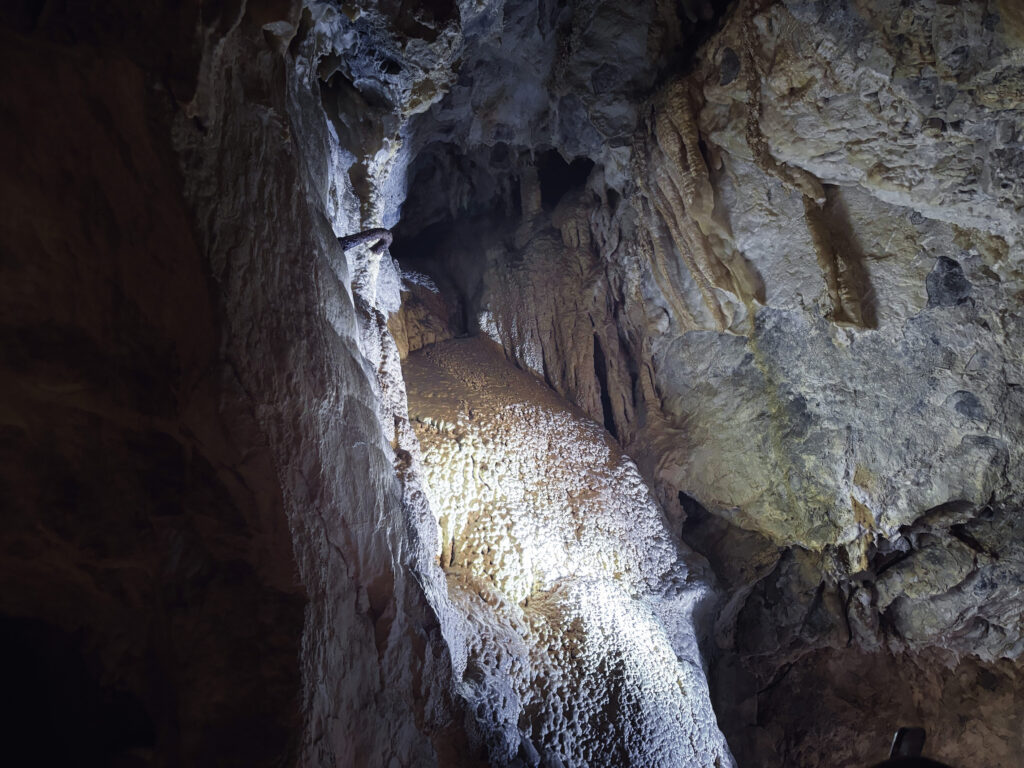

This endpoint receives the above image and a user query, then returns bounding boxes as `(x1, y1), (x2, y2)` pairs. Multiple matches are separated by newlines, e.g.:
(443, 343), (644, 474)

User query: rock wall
(173, 4), (467, 765)
(641, 11), (1024, 765)
(405, 337), (731, 767)
(394, 1), (1024, 766)
(0, 3), (308, 765)
(0, 1), (469, 765)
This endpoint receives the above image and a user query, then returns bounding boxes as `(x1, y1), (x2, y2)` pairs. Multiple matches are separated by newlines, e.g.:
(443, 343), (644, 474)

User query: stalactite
(638, 199), (702, 333)
(656, 81), (715, 222)
(648, 172), (731, 330)
(802, 194), (845, 320)
(640, 81), (765, 332)
(633, 139), (714, 331)
(736, 0), (876, 328)
(739, 2), (825, 204)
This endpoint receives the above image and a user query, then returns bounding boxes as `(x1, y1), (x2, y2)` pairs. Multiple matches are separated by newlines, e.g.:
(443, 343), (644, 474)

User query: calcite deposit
(393, 1), (1024, 766)
(2, 0), (1022, 767)
(405, 337), (731, 767)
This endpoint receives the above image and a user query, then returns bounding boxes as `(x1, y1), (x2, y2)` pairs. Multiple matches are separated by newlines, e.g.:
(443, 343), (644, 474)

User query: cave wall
(0, 4), (307, 764)
(392, 1), (1024, 766)
(3, 0), (1023, 766)
(0, 1), (469, 766)
(172, 5), (466, 765)
(403, 337), (733, 767)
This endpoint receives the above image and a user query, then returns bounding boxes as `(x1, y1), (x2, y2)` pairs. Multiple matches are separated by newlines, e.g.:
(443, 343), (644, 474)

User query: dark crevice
(537, 150), (595, 210)
(592, 333), (617, 439)
(381, 0), (459, 43)
(840, 583), (857, 647)
(678, 490), (710, 522)
(2, 616), (157, 767)
(540, 351), (555, 390)
(697, 136), (712, 169)
(656, 0), (741, 85)
(606, 187), (621, 212)
(872, 546), (912, 577)
(949, 523), (996, 559)
(459, 297), (472, 337)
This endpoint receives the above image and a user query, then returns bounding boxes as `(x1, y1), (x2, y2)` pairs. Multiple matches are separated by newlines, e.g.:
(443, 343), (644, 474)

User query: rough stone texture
(393, 1), (1024, 766)
(640, 19), (1024, 762)
(5, 0), (1024, 766)
(391, 270), (457, 358)
(717, 648), (1024, 768)
(3, 0), (736, 764)
(172, 4), (473, 764)
(0, 1), (468, 765)
(405, 337), (732, 767)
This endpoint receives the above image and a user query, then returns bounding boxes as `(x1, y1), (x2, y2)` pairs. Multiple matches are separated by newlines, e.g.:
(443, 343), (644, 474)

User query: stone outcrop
(1, 1), (466, 765)
(393, 1), (1024, 766)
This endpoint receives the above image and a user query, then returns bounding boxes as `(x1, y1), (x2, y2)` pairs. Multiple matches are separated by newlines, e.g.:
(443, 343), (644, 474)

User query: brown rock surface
(1, 2), (462, 766)
(0, 7), (305, 765)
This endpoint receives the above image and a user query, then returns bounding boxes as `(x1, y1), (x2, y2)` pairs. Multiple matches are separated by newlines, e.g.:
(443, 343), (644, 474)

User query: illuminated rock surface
(392, 1), (1024, 765)
(405, 337), (731, 767)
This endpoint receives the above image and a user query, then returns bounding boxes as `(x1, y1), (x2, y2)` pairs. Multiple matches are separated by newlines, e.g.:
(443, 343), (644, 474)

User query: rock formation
(405, 337), (731, 767)
(2, 1), (1022, 767)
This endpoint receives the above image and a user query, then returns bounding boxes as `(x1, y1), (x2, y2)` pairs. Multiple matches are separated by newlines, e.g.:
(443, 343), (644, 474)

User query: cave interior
(2, 0), (1023, 767)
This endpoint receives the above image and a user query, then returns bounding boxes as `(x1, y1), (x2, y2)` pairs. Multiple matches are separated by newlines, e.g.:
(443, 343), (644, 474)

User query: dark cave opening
(382, 0), (460, 43)
(678, 489), (710, 522)
(592, 333), (618, 439)
(389, 139), (603, 351)
(391, 142), (522, 256)
(537, 149), (595, 210)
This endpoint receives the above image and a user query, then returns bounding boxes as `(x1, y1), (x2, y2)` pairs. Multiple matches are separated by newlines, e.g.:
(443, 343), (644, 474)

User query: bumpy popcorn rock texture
(405, 338), (732, 767)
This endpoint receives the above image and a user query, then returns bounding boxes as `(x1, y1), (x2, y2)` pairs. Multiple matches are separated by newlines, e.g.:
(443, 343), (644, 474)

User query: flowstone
(404, 337), (733, 768)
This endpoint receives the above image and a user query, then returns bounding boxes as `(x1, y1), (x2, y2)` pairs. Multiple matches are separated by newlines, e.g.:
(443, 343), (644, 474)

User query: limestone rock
(390, 2), (1024, 766)
(6, 0), (1024, 766)
(405, 338), (733, 767)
